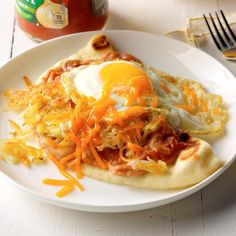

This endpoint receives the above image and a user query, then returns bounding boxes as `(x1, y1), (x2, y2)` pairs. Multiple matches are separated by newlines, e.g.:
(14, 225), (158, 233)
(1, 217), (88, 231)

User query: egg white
(61, 60), (151, 111)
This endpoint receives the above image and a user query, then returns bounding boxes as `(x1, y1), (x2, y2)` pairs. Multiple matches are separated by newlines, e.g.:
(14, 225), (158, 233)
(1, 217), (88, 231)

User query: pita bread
(19, 34), (224, 189)
(38, 34), (224, 189)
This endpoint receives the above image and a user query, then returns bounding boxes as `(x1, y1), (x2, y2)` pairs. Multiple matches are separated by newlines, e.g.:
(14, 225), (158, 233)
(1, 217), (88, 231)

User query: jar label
(92, 0), (108, 16)
(15, 0), (68, 29)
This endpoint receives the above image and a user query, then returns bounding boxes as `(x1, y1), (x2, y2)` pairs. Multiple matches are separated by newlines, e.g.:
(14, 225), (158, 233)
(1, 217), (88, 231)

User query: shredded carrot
(189, 90), (198, 107)
(8, 120), (22, 136)
(67, 159), (76, 169)
(176, 104), (194, 113)
(127, 142), (144, 155)
(119, 144), (143, 162)
(163, 76), (176, 84)
(135, 126), (142, 140)
(182, 86), (198, 110)
(44, 112), (71, 121)
(48, 154), (84, 191)
(44, 137), (59, 147)
(60, 152), (76, 165)
(70, 131), (81, 146)
(118, 132), (130, 143)
(198, 97), (208, 112)
(119, 145), (129, 162)
(56, 185), (74, 198)
(107, 106), (146, 125)
(88, 98), (115, 125)
(42, 179), (74, 186)
(151, 96), (158, 107)
(22, 76), (32, 87)
(58, 137), (70, 146)
(89, 142), (107, 169)
(82, 124), (100, 149)
(121, 125), (138, 141)
(71, 101), (86, 133)
(160, 82), (170, 93)
(75, 147), (83, 179)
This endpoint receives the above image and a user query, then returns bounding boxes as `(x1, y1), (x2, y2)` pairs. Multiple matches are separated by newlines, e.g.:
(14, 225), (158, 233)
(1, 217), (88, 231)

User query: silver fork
(203, 10), (236, 60)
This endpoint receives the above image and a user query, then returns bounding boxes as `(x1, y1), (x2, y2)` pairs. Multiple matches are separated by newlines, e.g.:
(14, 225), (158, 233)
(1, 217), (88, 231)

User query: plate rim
(0, 29), (236, 213)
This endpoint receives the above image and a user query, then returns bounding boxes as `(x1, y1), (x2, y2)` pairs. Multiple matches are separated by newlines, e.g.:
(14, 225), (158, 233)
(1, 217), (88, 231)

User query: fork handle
(223, 49), (236, 60)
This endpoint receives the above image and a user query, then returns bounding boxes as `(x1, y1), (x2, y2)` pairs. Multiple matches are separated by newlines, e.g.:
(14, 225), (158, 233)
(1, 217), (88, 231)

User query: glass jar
(15, 0), (109, 42)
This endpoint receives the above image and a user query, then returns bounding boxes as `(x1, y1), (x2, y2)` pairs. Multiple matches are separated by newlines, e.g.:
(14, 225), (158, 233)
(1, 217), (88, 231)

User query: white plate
(0, 30), (236, 213)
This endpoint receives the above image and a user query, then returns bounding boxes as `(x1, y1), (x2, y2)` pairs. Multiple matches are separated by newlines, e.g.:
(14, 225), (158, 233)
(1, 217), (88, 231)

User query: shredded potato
(1, 72), (184, 196)
(0, 139), (44, 166)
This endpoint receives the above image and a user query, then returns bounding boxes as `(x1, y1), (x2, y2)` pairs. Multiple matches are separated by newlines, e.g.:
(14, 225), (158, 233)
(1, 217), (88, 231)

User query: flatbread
(34, 34), (224, 189)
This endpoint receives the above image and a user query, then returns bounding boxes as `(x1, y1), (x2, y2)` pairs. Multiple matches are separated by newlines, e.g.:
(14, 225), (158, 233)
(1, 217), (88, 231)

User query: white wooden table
(1, 1), (236, 235)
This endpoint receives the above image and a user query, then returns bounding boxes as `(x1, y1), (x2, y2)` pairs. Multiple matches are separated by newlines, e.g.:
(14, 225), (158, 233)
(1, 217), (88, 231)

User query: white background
(1, 0), (236, 235)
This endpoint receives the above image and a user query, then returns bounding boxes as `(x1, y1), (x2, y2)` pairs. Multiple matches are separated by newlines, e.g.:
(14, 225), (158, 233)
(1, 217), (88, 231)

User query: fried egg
(146, 66), (227, 134)
(61, 60), (157, 111)
(61, 60), (227, 135)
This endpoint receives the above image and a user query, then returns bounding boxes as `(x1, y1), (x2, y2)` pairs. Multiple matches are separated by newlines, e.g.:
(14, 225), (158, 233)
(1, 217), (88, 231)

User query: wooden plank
(202, 161), (236, 236)
(0, 180), (173, 236)
(215, 0), (236, 75)
(187, 0), (236, 75)
(168, 1), (219, 236)
(107, 0), (187, 34)
(1, 0), (236, 236)
(170, 193), (205, 236)
(0, 2), (22, 233)
(194, 1), (236, 235)
(0, 1), (17, 235)
(3, 1), (173, 235)
(0, 0), (15, 65)
(10, 1), (180, 235)
(217, 0), (236, 12)
(185, 0), (218, 17)
(11, 25), (37, 58)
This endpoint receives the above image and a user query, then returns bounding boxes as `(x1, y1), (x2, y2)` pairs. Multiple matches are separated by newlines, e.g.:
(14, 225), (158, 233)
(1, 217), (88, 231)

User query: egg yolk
(100, 63), (155, 106)
(85, 62), (158, 125)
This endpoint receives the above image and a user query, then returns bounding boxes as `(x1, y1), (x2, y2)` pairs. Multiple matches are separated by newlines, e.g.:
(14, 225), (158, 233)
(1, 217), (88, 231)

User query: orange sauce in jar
(15, 0), (109, 42)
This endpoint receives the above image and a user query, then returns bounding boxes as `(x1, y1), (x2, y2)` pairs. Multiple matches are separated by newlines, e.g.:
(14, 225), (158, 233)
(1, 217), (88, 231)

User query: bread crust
(81, 138), (223, 189)
(35, 34), (223, 189)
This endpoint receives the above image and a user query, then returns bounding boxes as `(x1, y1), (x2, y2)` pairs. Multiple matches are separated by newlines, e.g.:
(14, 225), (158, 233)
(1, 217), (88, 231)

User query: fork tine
(220, 10), (236, 41)
(209, 13), (228, 48)
(203, 14), (222, 50)
(215, 12), (234, 46)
